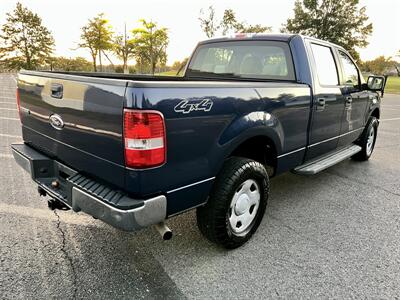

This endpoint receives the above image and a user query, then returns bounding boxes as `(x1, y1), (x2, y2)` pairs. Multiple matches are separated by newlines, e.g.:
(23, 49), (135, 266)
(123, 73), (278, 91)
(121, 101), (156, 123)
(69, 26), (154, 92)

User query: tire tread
(197, 157), (269, 249)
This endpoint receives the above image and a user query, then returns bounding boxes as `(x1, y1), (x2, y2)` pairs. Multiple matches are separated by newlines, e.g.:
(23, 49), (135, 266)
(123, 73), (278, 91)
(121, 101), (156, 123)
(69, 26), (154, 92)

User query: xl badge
(49, 114), (64, 130)
(174, 99), (213, 114)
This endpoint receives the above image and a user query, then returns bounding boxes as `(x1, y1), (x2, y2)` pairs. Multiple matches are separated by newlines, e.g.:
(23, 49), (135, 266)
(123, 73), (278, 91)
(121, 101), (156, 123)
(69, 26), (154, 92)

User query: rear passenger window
(311, 43), (339, 86)
(339, 51), (360, 89)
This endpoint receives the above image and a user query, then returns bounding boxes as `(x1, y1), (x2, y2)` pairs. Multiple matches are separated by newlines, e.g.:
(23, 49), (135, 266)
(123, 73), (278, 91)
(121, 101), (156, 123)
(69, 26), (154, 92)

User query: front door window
(338, 51), (360, 90)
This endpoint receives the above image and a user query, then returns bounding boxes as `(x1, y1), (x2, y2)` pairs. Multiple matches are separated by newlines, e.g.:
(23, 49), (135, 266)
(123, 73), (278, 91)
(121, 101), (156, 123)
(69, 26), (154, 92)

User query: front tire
(352, 117), (378, 161)
(196, 157), (269, 249)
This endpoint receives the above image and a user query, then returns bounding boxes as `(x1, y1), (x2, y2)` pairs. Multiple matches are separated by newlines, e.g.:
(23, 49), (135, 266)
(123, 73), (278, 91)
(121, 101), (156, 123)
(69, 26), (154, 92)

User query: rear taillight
(16, 88), (21, 121)
(123, 109), (166, 169)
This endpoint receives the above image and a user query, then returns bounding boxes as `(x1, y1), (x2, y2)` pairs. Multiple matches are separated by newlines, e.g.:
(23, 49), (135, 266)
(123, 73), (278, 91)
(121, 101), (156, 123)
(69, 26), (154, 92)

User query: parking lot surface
(1, 73), (399, 299)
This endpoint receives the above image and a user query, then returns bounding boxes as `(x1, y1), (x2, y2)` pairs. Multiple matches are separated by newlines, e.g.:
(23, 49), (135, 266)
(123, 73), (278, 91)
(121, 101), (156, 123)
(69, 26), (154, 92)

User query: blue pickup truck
(12, 34), (385, 248)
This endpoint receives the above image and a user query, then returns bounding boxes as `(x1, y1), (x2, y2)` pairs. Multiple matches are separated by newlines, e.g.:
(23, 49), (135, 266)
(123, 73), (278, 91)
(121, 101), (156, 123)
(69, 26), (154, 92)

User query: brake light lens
(16, 88), (21, 121)
(231, 33), (254, 39)
(123, 109), (166, 169)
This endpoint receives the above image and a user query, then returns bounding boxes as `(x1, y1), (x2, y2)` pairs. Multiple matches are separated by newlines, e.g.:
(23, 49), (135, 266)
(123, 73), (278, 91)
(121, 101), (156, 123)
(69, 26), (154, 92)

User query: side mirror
(366, 75), (385, 92)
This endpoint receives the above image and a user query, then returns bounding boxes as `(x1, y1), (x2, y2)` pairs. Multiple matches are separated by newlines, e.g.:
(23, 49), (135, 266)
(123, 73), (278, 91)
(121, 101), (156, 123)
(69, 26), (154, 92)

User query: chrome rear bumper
(11, 143), (167, 231)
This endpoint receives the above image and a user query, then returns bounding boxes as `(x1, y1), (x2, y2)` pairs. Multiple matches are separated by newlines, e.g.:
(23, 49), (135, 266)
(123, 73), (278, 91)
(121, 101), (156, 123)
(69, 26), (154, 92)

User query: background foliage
(283, 0), (372, 62)
(0, 2), (54, 70)
(0, 1), (398, 80)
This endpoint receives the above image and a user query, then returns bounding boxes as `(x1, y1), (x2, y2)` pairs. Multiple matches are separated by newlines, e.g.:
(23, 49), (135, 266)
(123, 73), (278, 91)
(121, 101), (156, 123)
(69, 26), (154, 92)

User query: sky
(0, 0), (399, 65)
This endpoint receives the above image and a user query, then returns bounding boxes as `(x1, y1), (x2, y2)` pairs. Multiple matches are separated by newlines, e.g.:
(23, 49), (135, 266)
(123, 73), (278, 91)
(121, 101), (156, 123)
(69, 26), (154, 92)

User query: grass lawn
(384, 76), (400, 94)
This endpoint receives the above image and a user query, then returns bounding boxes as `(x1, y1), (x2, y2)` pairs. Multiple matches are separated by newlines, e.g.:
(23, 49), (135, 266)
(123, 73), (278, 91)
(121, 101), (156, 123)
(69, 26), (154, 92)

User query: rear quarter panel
(125, 81), (311, 215)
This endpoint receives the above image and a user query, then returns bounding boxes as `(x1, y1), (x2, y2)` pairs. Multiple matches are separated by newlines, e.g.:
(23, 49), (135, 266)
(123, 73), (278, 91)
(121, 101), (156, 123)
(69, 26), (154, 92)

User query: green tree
(79, 13), (113, 72)
(241, 24), (272, 34)
(113, 24), (136, 74)
(220, 9), (271, 35)
(171, 57), (189, 75)
(50, 56), (92, 72)
(220, 9), (244, 35)
(0, 2), (54, 70)
(79, 23), (98, 72)
(283, 0), (372, 61)
(361, 56), (395, 75)
(199, 6), (271, 38)
(199, 6), (220, 38)
(131, 20), (169, 75)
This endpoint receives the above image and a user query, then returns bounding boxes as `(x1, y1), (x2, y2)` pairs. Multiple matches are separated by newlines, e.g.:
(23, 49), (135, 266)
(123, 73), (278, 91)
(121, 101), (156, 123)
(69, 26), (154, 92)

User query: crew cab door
(305, 41), (344, 160)
(335, 50), (369, 147)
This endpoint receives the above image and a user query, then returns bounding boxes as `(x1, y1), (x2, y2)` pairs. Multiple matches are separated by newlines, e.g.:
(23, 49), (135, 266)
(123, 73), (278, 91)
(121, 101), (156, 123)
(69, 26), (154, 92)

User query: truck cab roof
(199, 33), (297, 44)
(198, 33), (344, 51)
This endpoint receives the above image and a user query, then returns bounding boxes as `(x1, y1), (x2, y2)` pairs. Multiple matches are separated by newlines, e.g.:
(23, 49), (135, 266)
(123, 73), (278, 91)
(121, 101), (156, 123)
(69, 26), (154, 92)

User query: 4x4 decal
(174, 99), (213, 114)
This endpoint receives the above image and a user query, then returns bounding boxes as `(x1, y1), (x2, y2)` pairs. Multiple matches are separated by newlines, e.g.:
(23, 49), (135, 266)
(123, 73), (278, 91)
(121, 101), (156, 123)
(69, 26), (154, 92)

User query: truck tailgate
(17, 72), (127, 188)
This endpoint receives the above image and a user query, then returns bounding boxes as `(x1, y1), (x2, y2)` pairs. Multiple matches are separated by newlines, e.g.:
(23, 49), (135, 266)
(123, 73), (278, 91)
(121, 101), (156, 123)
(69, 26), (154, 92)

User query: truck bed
(17, 70), (311, 215)
(34, 71), (189, 81)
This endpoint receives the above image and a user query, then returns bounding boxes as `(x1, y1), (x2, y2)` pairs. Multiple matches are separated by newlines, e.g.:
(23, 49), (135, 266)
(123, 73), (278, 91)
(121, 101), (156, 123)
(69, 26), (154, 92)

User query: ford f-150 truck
(12, 34), (385, 249)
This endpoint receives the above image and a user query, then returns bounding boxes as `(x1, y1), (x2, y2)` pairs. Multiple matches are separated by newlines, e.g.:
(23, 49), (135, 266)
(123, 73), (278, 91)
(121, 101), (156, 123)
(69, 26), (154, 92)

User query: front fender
(366, 92), (380, 122)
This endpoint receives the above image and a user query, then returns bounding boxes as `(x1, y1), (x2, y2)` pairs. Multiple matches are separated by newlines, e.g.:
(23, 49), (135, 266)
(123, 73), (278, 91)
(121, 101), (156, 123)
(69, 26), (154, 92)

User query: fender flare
(366, 94), (380, 123)
(210, 111), (283, 174)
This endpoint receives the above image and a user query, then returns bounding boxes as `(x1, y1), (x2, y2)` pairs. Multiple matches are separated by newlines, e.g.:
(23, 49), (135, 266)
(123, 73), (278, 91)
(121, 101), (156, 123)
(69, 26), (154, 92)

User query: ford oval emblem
(49, 114), (64, 130)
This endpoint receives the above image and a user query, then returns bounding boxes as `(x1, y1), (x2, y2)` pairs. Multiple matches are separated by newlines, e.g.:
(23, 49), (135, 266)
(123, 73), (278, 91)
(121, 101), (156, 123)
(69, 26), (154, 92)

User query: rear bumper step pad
(11, 143), (166, 231)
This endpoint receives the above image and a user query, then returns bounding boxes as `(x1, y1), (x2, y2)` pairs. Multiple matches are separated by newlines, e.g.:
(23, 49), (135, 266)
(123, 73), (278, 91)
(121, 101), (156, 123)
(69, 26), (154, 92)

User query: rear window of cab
(187, 40), (295, 81)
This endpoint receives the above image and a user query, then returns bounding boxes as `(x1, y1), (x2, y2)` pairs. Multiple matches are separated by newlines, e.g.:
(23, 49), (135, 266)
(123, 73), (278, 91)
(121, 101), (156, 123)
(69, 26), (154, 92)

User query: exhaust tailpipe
(154, 222), (172, 240)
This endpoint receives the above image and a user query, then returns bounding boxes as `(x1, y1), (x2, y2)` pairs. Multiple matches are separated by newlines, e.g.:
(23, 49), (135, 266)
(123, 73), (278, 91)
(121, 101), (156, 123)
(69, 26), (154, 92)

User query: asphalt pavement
(0, 73), (399, 299)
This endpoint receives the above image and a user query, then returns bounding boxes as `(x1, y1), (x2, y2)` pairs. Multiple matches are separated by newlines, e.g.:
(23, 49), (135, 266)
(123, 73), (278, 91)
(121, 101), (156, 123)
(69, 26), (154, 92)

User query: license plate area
(34, 160), (78, 206)
(12, 143), (77, 206)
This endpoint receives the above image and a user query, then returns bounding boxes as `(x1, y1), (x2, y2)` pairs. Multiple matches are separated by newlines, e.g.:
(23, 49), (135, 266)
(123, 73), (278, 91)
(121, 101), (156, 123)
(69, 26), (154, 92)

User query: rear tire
(196, 157), (269, 249)
(352, 117), (378, 161)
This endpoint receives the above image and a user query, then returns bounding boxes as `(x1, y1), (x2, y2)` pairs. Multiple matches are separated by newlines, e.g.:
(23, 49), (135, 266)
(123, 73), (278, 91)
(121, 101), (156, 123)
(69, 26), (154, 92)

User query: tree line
(198, 1), (399, 75)
(198, 6), (272, 38)
(77, 15), (168, 74)
(0, 1), (399, 76)
(0, 3), (169, 74)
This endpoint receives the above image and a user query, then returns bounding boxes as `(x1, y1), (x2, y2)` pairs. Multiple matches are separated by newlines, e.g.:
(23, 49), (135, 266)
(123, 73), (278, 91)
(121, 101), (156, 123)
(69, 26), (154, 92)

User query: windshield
(186, 40), (295, 81)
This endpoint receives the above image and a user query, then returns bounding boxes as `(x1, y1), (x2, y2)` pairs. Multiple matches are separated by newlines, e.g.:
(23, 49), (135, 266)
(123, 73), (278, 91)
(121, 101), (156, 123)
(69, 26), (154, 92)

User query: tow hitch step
(293, 144), (362, 175)
(47, 198), (70, 211)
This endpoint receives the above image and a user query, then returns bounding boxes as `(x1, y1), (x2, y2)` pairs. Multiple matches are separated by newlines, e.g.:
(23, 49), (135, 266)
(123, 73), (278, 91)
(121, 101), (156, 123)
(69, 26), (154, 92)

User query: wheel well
(229, 136), (277, 176)
(371, 108), (380, 119)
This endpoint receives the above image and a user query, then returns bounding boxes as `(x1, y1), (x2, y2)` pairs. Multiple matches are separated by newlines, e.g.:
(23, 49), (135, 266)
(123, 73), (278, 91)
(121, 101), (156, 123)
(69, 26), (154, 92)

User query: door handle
(51, 83), (63, 99)
(316, 98), (325, 110)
